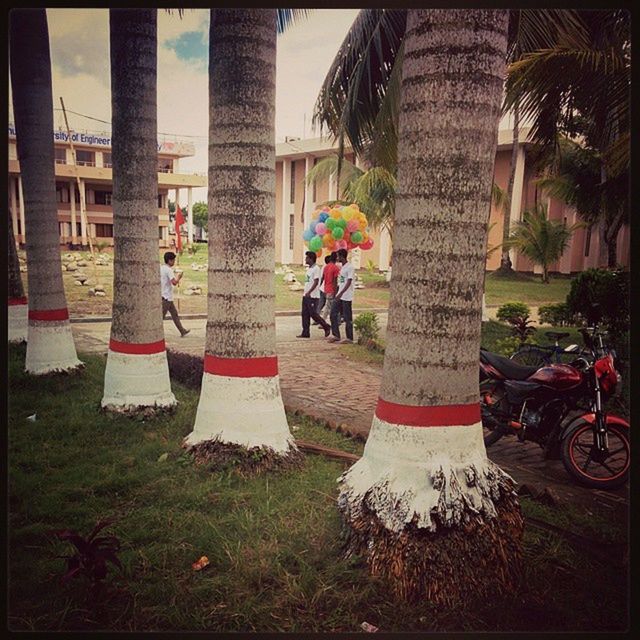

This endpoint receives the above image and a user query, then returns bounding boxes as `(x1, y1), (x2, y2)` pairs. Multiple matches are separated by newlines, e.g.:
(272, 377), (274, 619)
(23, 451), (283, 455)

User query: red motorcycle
(479, 326), (629, 489)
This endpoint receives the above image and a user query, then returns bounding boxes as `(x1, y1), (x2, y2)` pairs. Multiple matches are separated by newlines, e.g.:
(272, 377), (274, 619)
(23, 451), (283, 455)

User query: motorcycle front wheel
(561, 421), (630, 489)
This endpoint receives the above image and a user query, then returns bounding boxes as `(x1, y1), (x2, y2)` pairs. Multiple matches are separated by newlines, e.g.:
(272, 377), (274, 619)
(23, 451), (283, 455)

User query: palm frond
(276, 9), (312, 34)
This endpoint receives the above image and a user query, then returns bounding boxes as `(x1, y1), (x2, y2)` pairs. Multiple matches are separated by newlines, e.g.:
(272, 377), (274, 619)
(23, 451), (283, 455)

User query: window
(103, 153), (112, 168)
(159, 226), (164, 239)
(76, 150), (95, 166)
(95, 223), (113, 238)
(54, 148), (66, 164)
(289, 214), (295, 250)
(290, 161), (295, 204)
(94, 190), (112, 205)
(158, 194), (167, 208)
(55, 182), (69, 203)
(584, 227), (591, 257)
(158, 158), (173, 173)
(312, 157), (318, 202)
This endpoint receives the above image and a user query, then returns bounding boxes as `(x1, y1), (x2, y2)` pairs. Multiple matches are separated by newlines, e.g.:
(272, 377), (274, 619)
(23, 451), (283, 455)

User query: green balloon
(325, 218), (337, 230)
(332, 227), (344, 240)
(309, 236), (322, 251)
(335, 218), (347, 229)
(351, 231), (363, 243)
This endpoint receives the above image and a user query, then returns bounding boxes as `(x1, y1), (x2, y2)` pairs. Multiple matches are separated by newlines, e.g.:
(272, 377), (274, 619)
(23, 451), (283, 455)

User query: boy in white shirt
(297, 251), (331, 338)
(327, 248), (354, 343)
(160, 251), (190, 337)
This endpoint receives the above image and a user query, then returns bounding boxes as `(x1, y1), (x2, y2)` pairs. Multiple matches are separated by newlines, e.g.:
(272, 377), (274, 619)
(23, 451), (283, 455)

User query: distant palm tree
(9, 9), (82, 374)
(337, 9), (522, 604)
(305, 155), (396, 235)
(102, 9), (177, 412)
(184, 9), (309, 462)
(8, 215), (27, 343)
(505, 203), (580, 283)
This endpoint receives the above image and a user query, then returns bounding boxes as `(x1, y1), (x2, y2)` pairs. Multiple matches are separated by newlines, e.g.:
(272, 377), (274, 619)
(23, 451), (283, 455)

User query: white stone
(26, 322), (82, 374)
(338, 415), (514, 533)
(95, 291), (106, 297)
(8, 303), (28, 343)
(66, 263), (78, 271)
(94, 284), (105, 292)
(102, 350), (176, 410)
(185, 372), (295, 453)
(20, 266), (27, 272)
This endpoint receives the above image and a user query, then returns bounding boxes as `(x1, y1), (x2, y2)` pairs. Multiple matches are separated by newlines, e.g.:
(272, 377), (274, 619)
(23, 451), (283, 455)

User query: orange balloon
(316, 248), (323, 258)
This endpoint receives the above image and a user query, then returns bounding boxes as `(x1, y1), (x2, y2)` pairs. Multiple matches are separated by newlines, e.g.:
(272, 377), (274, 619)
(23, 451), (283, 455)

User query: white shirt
(161, 264), (175, 301)
(337, 262), (355, 302)
(304, 263), (322, 299)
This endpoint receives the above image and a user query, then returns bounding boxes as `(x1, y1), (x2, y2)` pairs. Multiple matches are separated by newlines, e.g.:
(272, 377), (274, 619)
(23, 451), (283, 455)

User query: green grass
(484, 271), (573, 306)
(8, 343), (627, 632)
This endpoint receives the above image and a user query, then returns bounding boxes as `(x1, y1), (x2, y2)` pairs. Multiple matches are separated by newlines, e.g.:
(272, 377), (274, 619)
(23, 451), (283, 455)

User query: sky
(9, 8), (361, 204)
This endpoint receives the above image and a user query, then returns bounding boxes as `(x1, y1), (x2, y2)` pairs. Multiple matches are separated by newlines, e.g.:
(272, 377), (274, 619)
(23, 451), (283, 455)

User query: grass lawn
(484, 270), (573, 307)
(8, 343), (627, 632)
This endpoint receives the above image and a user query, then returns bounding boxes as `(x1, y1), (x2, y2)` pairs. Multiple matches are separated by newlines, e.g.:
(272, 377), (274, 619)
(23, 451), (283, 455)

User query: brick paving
(70, 313), (628, 517)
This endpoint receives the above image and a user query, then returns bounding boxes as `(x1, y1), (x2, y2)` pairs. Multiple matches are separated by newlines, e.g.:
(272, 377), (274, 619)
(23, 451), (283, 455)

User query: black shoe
(324, 326), (330, 337)
(296, 334), (310, 338)
(180, 329), (191, 337)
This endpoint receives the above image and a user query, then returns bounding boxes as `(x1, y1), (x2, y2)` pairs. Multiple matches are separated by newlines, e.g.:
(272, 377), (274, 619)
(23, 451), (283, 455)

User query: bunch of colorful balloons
(302, 203), (375, 258)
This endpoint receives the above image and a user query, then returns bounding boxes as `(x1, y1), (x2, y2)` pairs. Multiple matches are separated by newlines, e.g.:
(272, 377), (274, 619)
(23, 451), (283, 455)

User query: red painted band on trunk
(8, 297), (28, 306)
(204, 355), (278, 378)
(375, 398), (481, 427)
(109, 338), (166, 355)
(28, 308), (69, 321)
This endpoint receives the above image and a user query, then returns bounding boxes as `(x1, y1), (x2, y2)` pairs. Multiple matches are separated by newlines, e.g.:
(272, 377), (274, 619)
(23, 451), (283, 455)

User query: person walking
(327, 248), (354, 344)
(161, 251), (190, 337)
(317, 252), (340, 322)
(297, 251), (331, 338)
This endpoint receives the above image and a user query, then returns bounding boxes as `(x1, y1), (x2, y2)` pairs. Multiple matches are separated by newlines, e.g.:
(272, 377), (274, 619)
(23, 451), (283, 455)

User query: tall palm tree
(9, 9), (82, 374)
(184, 9), (304, 461)
(503, 10), (630, 267)
(505, 203), (580, 284)
(337, 9), (522, 604)
(101, 9), (177, 412)
(8, 214), (27, 343)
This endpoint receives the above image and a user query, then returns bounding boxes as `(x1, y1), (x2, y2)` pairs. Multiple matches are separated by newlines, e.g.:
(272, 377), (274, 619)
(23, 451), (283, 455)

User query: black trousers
(301, 296), (330, 336)
(330, 299), (353, 340)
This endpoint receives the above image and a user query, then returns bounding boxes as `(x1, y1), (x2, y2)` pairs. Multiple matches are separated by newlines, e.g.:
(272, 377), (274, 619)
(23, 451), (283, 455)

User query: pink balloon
(360, 238), (374, 250)
(346, 219), (359, 232)
(336, 239), (348, 250)
(315, 222), (327, 235)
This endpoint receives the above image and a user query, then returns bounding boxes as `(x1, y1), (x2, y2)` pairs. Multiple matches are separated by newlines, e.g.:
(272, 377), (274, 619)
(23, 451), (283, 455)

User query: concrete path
(70, 312), (628, 517)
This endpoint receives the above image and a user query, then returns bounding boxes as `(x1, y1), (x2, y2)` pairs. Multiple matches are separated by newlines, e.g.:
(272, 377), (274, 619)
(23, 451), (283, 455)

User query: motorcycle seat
(480, 349), (539, 381)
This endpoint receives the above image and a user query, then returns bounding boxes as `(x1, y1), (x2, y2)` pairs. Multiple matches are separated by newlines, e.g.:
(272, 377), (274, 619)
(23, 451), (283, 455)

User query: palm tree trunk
(8, 214), (28, 342)
(185, 9), (296, 456)
(102, 9), (176, 412)
(9, 9), (82, 374)
(498, 100), (519, 272)
(338, 9), (522, 604)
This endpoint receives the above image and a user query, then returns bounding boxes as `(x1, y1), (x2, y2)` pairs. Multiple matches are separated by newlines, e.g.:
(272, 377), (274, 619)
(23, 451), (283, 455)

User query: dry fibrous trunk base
(341, 493), (524, 605)
(100, 403), (176, 419)
(30, 362), (85, 378)
(185, 439), (304, 477)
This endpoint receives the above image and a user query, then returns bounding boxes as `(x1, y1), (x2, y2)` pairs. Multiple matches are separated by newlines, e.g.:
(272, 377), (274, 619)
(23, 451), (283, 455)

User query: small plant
(365, 259), (376, 274)
(496, 302), (536, 344)
(496, 302), (531, 324)
(52, 518), (123, 602)
(95, 241), (109, 253)
(354, 312), (380, 342)
(538, 302), (576, 327)
(187, 243), (202, 256)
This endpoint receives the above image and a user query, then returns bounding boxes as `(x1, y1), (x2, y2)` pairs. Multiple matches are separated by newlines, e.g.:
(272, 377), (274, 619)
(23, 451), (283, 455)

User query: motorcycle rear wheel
(480, 381), (510, 447)
(561, 421), (630, 489)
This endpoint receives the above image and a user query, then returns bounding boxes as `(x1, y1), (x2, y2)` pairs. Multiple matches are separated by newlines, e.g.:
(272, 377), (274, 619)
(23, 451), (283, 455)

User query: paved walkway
(70, 312), (628, 517)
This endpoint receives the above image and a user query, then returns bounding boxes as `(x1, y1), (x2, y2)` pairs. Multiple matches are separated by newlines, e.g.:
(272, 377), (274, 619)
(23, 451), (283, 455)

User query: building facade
(275, 131), (629, 272)
(8, 123), (206, 248)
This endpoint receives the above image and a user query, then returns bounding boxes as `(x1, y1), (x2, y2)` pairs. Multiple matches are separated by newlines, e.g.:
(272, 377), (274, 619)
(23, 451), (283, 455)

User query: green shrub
(496, 302), (531, 323)
(495, 335), (537, 357)
(538, 302), (576, 326)
(354, 312), (380, 342)
(566, 268), (629, 337)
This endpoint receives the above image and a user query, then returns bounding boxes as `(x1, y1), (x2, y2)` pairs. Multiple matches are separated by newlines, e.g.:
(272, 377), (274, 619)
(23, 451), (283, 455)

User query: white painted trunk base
(8, 304), (28, 343)
(25, 322), (83, 375)
(184, 372), (296, 453)
(102, 350), (177, 410)
(338, 415), (515, 533)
